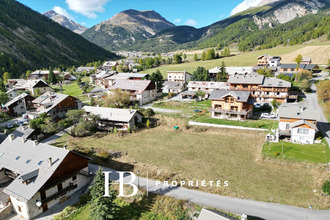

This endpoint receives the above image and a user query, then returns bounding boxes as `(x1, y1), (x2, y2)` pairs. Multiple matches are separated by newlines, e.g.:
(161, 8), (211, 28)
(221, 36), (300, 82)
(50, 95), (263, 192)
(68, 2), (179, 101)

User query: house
(269, 56), (281, 67)
(18, 80), (55, 96)
(181, 81), (230, 99)
(27, 92), (82, 119)
(83, 106), (143, 130)
(29, 70), (60, 80)
(228, 75), (291, 103)
(105, 73), (149, 88)
(208, 66), (254, 80)
(279, 64), (319, 75)
(209, 90), (254, 121)
(257, 55), (273, 66)
(7, 79), (27, 88)
(162, 81), (186, 94)
(0, 134), (90, 219)
(76, 67), (95, 74)
(12, 126), (41, 141)
(102, 61), (118, 70)
(301, 57), (312, 65)
(108, 80), (157, 105)
(61, 72), (77, 81)
(2, 93), (35, 117)
(167, 71), (191, 83)
(6, 88), (21, 99)
(278, 105), (318, 144)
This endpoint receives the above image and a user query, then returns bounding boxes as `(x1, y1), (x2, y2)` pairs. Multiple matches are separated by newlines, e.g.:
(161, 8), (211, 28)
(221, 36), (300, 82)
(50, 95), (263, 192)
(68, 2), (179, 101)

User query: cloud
(173, 18), (181, 24)
(65, 0), (111, 18)
(219, 14), (225, 18)
(230, 0), (263, 15)
(185, 19), (197, 26)
(53, 6), (74, 20)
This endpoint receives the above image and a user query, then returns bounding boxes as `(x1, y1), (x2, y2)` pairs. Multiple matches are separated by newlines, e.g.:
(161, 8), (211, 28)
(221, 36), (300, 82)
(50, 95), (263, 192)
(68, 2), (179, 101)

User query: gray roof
(0, 136), (69, 202)
(228, 75), (264, 85)
(12, 126), (36, 139)
(278, 105), (318, 121)
(225, 67), (253, 75)
(197, 208), (230, 220)
(162, 81), (185, 90)
(290, 119), (318, 130)
(83, 106), (143, 123)
(209, 90), (251, 102)
(108, 73), (148, 80)
(4, 93), (30, 107)
(32, 92), (70, 114)
(261, 77), (291, 88)
(280, 64), (318, 70)
(22, 79), (50, 89)
(109, 80), (153, 92)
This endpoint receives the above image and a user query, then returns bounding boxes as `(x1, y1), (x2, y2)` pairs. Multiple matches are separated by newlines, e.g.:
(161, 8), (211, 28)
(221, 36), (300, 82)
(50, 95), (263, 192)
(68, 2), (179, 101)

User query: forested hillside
(0, 0), (117, 78)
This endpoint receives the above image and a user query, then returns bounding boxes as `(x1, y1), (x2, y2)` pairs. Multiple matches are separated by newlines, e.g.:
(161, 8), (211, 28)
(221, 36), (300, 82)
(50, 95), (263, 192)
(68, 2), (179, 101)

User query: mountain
(43, 10), (88, 34)
(134, 0), (330, 52)
(85, 0), (329, 52)
(0, 0), (117, 78)
(82, 9), (176, 51)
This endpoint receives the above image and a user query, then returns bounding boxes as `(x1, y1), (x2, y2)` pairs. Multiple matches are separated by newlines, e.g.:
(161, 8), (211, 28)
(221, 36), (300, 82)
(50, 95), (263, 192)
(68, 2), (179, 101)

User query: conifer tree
(90, 167), (118, 220)
(193, 53), (198, 61)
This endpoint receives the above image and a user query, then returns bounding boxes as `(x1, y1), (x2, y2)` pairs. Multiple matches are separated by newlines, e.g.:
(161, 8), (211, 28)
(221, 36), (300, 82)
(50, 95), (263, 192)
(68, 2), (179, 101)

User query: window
(297, 128), (308, 134)
(26, 159), (31, 164)
(285, 124), (290, 130)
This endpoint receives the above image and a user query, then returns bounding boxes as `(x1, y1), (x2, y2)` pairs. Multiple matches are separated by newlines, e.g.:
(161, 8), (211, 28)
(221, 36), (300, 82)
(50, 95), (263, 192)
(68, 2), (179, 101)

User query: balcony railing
(279, 129), (291, 136)
(209, 108), (251, 115)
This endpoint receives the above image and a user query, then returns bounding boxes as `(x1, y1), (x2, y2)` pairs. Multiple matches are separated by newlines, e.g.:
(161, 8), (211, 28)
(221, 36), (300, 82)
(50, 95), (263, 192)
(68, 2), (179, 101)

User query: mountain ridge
(43, 10), (88, 34)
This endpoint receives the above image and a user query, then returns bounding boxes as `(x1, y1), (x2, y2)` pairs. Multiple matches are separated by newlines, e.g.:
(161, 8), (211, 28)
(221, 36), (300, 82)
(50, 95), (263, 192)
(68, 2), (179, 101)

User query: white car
(260, 113), (276, 119)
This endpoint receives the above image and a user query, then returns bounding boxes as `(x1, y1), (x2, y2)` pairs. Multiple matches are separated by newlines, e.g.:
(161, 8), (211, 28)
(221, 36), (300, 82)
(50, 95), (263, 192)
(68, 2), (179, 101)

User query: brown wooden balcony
(209, 108), (251, 115)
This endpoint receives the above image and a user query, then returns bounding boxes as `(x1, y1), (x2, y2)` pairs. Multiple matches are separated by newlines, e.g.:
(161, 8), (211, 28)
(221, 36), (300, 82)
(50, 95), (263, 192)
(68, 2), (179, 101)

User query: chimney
(22, 137), (26, 143)
(33, 140), (38, 147)
(8, 134), (15, 142)
(48, 157), (52, 167)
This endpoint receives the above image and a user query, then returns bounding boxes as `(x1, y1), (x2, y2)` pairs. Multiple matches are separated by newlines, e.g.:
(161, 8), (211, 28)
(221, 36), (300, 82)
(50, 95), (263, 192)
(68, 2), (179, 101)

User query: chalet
(61, 72), (77, 81)
(257, 55), (273, 66)
(29, 70), (60, 80)
(167, 71), (191, 83)
(102, 61), (118, 70)
(27, 92), (82, 119)
(83, 106), (143, 130)
(181, 81), (230, 99)
(228, 75), (292, 103)
(208, 67), (254, 80)
(209, 90), (254, 121)
(7, 79), (27, 88)
(162, 81), (186, 94)
(278, 105), (318, 144)
(0, 134), (90, 219)
(6, 88), (21, 99)
(105, 73), (149, 88)
(269, 56), (281, 67)
(108, 80), (157, 105)
(18, 80), (55, 96)
(301, 57), (312, 65)
(2, 93), (35, 117)
(280, 64), (319, 74)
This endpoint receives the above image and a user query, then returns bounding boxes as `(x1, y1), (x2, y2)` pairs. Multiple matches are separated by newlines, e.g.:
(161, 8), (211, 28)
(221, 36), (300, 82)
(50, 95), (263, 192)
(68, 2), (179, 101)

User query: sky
(16, 0), (263, 28)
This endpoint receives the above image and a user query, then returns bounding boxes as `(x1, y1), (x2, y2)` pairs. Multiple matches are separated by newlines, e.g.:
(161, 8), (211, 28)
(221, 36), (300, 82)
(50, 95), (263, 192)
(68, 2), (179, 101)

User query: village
(0, 51), (329, 220)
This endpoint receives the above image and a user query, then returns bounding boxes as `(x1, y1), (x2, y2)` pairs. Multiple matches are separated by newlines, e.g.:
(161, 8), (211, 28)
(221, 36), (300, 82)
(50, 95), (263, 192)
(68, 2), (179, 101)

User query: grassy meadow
(54, 116), (330, 209)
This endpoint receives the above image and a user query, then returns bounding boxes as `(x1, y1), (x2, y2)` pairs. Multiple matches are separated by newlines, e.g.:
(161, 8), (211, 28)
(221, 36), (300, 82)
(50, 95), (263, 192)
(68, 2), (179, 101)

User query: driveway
(302, 82), (330, 147)
(140, 94), (184, 113)
(0, 119), (19, 128)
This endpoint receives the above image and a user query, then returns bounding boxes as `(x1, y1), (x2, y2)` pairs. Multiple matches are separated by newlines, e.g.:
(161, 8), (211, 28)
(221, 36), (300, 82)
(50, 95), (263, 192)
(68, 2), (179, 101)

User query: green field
(263, 140), (330, 163)
(142, 42), (330, 78)
(193, 114), (278, 130)
(58, 119), (329, 209)
(51, 76), (90, 97)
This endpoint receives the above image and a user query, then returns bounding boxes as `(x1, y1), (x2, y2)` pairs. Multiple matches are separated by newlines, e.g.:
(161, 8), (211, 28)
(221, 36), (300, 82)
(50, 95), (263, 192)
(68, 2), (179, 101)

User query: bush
(273, 152), (281, 157)
(143, 108), (155, 118)
(322, 180), (330, 195)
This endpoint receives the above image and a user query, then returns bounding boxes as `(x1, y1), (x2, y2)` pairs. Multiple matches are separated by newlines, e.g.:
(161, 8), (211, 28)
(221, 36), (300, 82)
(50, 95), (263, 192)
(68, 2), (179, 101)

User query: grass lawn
(153, 100), (211, 117)
(52, 83), (83, 97)
(193, 114), (278, 130)
(62, 118), (329, 209)
(141, 42), (330, 78)
(263, 140), (330, 163)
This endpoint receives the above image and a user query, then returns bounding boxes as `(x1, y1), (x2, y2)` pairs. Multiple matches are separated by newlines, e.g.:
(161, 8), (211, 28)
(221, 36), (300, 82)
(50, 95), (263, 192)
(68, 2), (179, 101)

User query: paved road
(189, 121), (268, 131)
(0, 118), (19, 128)
(302, 82), (330, 147)
(89, 164), (330, 220)
(140, 95), (184, 113)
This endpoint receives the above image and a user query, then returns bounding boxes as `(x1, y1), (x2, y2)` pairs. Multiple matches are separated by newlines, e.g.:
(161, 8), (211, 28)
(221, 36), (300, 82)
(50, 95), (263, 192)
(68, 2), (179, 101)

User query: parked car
(6, 123), (14, 128)
(260, 113), (277, 119)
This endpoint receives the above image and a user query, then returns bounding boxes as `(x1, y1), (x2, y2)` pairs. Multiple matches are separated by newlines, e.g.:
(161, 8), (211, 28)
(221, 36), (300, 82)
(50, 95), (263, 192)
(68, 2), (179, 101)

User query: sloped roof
(228, 75), (264, 85)
(32, 91), (71, 114)
(188, 81), (230, 90)
(108, 73), (148, 80)
(162, 81), (185, 90)
(83, 106), (143, 123)
(280, 64), (318, 70)
(197, 208), (231, 220)
(261, 77), (291, 88)
(209, 90), (251, 102)
(4, 93), (30, 107)
(22, 79), (49, 89)
(0, 136), (69, 202)
(226, 67), (253, 75)
(278, 104), (318, 121)
(108, 80), (153, 92)
(290, 119), (318, 130)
